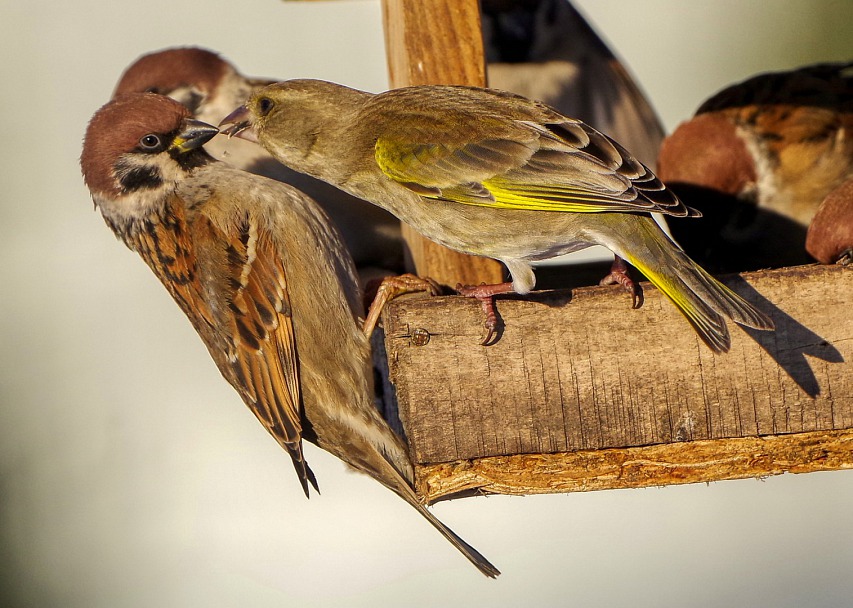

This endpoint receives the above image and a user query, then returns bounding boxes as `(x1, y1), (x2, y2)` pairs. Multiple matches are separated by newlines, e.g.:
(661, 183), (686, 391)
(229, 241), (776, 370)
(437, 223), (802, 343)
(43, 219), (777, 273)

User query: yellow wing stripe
(424, 179), (646, 213)
(491, 180), (644, 212)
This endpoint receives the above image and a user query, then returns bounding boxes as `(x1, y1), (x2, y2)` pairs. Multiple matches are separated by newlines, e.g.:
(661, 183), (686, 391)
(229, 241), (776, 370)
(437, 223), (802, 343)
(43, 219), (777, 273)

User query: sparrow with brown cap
(80, 92), (499, 577)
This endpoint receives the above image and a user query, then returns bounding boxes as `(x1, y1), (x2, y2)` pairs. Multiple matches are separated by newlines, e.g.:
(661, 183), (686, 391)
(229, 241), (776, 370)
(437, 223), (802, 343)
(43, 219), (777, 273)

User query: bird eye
(139, 134), (162, 150)
(258, 97), (274, 116)
(145, 86), (160, 94)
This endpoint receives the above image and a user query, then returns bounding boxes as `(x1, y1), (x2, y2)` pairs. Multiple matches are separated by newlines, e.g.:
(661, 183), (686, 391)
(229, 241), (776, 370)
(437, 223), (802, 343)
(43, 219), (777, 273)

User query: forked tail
(619, 218), (774, 352)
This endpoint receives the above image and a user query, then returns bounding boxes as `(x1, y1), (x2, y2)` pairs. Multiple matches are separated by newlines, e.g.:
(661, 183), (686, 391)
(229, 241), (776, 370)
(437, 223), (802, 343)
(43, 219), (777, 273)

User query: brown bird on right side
(658, 61), (853, 273)
(806, 177), (853, 265)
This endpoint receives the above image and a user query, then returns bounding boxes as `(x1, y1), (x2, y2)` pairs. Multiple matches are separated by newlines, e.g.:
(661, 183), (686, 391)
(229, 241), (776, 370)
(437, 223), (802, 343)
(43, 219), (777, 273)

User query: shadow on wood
(380, 264), (852, 503)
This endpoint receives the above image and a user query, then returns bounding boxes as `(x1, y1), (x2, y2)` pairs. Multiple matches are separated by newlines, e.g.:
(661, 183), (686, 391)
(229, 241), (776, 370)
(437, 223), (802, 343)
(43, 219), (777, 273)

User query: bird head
(114, 47), (230, 114)
(113, 47), (272, 126)
(81, 93), (218, 230)
(219, 79), (370, 173)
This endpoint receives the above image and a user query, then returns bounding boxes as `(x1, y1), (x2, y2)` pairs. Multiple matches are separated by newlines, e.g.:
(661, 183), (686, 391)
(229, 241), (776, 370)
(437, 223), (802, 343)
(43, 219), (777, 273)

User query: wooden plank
(381, 264), (852, 497)
(381, 0), (504, 287)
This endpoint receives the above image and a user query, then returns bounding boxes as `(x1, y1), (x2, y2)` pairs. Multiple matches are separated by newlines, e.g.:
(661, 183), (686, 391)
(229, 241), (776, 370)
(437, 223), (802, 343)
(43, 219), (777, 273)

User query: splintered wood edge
(415, 429), (853, 503)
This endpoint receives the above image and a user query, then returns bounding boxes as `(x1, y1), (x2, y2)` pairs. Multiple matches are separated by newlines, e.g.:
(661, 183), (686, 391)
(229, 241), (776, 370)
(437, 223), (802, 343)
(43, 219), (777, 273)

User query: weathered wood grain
(381, 0), (504, 287)
(382, 0), (487, 87)
(415, 429), (853, 503)
(382, 265), (852, 491)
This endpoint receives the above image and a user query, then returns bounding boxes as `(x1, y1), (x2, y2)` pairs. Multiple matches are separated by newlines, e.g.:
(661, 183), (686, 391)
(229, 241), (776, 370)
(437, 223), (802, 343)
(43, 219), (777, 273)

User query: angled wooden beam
(381, 0), (505, 287)
(380, 264), (853, 502)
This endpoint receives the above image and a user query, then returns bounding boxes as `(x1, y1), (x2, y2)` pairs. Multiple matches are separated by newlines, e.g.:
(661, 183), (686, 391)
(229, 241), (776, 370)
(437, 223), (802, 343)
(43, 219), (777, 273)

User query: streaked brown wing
(127, 199), (315, 496)
(194, 212), (317, 497)
(129, 202), (218, 334)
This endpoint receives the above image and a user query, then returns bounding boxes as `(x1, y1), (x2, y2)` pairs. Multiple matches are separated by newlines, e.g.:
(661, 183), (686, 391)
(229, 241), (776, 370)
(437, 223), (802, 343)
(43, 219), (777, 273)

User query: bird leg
(362, 274), (442, 339)
(455, 282), (517, 346)
(599, 256), (643, 309)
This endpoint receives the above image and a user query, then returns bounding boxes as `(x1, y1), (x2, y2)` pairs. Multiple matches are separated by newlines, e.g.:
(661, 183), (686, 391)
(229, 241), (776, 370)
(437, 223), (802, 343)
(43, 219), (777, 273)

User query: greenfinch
(221, 80), (774, 352)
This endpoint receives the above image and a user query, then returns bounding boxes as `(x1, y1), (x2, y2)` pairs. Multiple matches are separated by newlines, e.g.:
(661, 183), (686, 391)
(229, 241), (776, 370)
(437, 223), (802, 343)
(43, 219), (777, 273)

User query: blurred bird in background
(482, 0), (665, 169)
(658, 61), (853, 272)
(806, 176), (853, 265)
(113, 47), (405, 282)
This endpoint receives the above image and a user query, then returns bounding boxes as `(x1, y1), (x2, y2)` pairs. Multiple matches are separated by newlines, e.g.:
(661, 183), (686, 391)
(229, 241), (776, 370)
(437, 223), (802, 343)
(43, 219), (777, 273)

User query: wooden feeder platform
(379, 264), (852, 503)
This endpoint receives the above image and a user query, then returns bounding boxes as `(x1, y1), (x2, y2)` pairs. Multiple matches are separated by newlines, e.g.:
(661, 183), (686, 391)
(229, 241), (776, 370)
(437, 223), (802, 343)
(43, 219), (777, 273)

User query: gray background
(1, 0), (851, 605)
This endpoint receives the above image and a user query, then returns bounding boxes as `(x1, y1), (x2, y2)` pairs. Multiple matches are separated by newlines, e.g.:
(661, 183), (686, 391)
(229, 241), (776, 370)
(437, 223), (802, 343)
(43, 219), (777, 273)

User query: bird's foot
(600, 256), (643, 309)
(456, 282), (516, 346)
(363, 273), (442, 338)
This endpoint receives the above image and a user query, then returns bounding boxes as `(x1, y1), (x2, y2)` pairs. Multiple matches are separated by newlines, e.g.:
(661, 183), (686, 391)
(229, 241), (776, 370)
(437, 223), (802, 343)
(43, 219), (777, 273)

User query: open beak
(169, 119), (219, 153)
(219, 105), (258, 143)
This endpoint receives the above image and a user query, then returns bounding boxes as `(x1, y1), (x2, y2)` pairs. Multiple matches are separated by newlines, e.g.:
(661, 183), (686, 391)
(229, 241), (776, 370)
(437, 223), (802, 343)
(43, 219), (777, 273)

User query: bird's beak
(219, 106), (259, 143)
(169, 119), (220, 153)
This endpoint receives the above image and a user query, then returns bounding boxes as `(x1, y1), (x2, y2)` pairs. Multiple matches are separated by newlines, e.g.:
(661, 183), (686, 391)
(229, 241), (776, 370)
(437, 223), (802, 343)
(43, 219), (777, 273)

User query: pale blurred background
(1, 0), (851, 605)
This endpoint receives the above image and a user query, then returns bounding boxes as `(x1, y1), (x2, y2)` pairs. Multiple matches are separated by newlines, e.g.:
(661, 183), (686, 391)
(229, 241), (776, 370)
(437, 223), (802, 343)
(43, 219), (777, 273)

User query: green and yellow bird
(221, 80), (774, 352)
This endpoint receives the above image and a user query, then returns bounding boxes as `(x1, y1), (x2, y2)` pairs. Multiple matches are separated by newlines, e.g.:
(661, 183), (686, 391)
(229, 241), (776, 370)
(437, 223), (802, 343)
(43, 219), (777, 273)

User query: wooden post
(381, 264), (853, 502)
(381, 0), (505, 287)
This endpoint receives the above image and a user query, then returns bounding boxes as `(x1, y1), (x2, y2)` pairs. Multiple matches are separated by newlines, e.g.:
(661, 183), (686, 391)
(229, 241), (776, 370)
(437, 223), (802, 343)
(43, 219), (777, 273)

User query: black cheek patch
(172, 148), (211, 172)
(119, 165), (164, 192)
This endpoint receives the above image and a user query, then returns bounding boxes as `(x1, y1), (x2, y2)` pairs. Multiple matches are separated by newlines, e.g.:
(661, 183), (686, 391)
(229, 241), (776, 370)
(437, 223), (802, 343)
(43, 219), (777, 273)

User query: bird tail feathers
(394, 477), (501, 578)
(365, 448), (501, 578)
(622, 219), (774, 353)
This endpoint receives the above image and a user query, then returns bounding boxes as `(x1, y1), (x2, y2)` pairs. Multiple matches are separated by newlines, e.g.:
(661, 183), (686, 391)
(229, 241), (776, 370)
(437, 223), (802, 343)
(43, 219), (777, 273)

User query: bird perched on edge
(658, 61), (853, 272)
(220, 80), (775, 352)
(112, 46), (405, 279)
(80, 93), (499, 577)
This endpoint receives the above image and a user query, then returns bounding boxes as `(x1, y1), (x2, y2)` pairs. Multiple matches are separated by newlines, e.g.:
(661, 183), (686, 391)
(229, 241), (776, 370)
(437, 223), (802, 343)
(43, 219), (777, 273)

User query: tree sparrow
(80, 92), (498, 577)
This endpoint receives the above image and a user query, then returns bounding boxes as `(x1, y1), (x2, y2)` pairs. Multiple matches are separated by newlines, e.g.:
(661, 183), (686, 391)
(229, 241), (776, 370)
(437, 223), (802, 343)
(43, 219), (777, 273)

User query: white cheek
(95, 188), (165, 222)
(198, 70), (251, 125)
